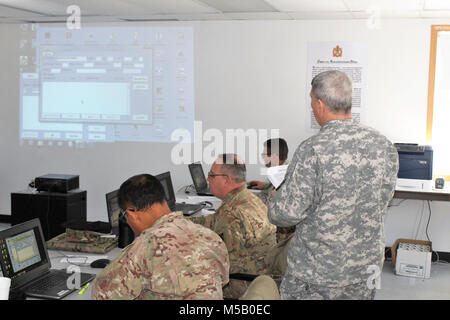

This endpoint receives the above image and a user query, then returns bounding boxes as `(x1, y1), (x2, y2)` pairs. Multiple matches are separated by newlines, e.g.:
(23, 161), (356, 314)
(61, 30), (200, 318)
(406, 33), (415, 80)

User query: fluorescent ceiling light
(265, 0), (348, 12)
(344, 0), (423, 11)
(0, 0), (67, 15)
(424, 0), (450, 10)
(198, 0), (277, 12)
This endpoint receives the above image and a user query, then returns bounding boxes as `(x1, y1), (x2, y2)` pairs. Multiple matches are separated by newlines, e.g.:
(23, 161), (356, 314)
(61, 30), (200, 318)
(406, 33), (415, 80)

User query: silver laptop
(188, 163), (214, 196)
(0, 218), (95, 300)
(155, 171), (205, 216)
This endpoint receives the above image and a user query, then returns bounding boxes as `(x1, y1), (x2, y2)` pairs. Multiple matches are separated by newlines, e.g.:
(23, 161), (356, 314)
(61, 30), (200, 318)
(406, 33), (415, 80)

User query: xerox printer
(394, 144), (433, 180)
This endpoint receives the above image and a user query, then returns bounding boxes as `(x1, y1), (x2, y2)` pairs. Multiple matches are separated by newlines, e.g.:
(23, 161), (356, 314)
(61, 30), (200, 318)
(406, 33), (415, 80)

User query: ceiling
(0, 0), (450, 23)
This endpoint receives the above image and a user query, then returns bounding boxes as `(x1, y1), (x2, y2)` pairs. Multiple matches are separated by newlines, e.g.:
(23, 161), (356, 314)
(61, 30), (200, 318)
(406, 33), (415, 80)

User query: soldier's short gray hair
(311, 70), (352, 113)
(217, 153), (246, 183)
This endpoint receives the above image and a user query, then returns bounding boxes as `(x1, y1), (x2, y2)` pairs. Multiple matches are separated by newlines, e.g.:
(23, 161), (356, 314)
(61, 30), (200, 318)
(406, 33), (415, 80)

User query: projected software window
(39, 45), (152, 124)
(19, 25), (194, 145)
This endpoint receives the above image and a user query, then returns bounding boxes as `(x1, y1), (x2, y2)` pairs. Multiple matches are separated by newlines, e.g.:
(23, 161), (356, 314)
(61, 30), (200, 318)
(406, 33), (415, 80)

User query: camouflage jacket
(255, 182), (274, 205)
(92, 211), (230, 300)
(268, 119), (399, 288)
(191, 185), (277, 274)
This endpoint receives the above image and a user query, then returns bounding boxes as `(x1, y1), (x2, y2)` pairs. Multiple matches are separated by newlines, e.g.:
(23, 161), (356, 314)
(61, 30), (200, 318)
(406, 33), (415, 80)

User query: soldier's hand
(247, 180), (265, 190)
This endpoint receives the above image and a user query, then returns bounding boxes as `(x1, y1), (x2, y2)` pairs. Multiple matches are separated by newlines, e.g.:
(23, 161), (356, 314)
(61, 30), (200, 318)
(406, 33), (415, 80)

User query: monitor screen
(0, 219), (49, 284)
(190, 164), (207, 190)
(106, 190), (120, 234)
(155, 172), (175, 206)
(5, 229), (42, 274)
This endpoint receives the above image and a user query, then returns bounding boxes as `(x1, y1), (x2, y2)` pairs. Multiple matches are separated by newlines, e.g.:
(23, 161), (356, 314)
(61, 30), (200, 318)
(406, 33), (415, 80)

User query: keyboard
(26, 272), (68, 293)
(172, 202), (204, 216)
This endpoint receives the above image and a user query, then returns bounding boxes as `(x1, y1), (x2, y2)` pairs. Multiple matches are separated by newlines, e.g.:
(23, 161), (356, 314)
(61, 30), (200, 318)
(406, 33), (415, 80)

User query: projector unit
(35, 174), (79, 193)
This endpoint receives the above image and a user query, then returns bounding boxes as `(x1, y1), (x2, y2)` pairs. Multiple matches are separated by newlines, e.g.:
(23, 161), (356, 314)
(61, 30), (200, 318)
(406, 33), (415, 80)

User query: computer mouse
(90, 258), (111, 269)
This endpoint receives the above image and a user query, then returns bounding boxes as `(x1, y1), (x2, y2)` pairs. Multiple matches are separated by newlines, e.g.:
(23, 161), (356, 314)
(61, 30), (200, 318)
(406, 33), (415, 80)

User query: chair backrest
(239, 275), (280, 300)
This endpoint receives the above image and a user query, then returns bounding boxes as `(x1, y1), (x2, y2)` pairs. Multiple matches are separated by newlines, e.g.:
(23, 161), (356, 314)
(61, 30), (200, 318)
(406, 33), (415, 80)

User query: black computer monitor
(105, 189), (120, 236)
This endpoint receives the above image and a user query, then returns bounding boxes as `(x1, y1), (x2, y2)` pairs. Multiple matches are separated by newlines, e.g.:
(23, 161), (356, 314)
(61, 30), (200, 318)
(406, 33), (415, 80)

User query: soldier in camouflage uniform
(92, 174), (229, 300)
(268, 70), (399, 300)
(248, 138), (295, 243)
(191, 154), (277, 299)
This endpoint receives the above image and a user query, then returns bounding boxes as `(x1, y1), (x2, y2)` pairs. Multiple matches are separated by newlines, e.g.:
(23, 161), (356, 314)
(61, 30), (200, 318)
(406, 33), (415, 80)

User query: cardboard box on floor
(391, 238), (432, 279)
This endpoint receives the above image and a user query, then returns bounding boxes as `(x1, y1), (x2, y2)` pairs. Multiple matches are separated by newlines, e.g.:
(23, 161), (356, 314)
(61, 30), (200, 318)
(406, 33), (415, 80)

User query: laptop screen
(0, 219), (51, 288)
(6, 229), (42, 273)
(105, 189), (120, 235)
(155, 172), (176, 207)
(189, 163), (208, 191)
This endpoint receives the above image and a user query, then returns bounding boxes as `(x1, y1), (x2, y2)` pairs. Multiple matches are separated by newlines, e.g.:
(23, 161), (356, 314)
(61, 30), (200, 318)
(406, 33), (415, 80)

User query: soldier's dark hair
(311, 70), (352, 113)
(264, 138), (288, 162)
(118, 174), (166, 211)
(217, 153), (246, 183)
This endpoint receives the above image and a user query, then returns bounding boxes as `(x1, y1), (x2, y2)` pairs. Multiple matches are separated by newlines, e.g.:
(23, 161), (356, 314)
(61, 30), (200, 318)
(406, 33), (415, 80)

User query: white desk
(394, 179), (450, 201)
(175, 184), (262, 216)
(175, 185), (222, 217)
(25, 247), (123, 300)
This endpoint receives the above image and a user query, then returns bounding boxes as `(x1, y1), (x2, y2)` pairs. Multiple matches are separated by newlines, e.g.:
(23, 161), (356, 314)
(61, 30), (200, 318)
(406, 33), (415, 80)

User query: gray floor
(375, 259), (450, 299)
(1, 222), (449, 300)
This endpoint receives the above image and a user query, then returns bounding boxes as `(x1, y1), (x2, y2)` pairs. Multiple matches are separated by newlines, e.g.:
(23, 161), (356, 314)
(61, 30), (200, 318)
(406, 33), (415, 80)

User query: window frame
(426, 25), (450, 181)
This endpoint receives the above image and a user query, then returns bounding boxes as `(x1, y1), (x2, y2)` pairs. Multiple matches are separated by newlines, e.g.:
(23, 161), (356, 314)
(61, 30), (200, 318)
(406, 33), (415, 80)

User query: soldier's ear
(317, 98), (326, 112)
(126, 207), (139, 221)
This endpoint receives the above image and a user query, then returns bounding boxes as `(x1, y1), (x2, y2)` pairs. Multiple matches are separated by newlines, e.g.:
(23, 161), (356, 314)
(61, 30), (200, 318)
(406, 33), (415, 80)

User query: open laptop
(105, 189), (120, 236)
(188, 162), (213, 196)
(155, 171), (205, 216)
(0, 218), (95, 300)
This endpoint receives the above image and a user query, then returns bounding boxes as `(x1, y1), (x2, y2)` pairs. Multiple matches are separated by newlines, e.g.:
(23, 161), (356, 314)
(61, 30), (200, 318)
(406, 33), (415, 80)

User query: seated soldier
(190, 154), (277, 299)
(92, 173), (230, 300)
(248, 138), (295, 243)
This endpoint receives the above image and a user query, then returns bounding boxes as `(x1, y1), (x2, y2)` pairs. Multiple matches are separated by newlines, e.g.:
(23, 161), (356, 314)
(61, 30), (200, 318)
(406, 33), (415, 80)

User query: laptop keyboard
(26, 272), (68, 293)
(174, 203), (202, 210)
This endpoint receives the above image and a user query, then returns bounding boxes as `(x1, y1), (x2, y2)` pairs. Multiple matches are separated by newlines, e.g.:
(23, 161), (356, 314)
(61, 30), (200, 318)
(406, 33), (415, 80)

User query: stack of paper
(260, 165), (288, 189)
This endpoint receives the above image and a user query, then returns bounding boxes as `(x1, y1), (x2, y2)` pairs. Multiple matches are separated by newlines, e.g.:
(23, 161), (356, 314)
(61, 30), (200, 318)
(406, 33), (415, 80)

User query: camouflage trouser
(265, 233), (294, 277)
(280, 280), (375, 300)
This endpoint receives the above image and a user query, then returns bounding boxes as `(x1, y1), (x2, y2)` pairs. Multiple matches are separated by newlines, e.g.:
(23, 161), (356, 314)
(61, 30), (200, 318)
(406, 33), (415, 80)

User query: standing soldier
(268, 70), (399, 300)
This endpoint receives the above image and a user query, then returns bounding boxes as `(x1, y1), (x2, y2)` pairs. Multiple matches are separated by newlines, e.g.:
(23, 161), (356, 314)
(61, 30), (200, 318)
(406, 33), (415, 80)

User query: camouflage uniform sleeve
(256, 185), (274, 206)
(219, 212), (242, 254)
(189, 213), (216, 230)
(381, 143), (399, 207)
(268, 142), (317, 227)
(91, 237), (151, 300)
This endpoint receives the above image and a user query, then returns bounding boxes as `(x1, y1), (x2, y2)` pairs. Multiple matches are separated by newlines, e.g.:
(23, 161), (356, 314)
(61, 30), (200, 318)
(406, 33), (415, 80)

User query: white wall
(1, 18), (450, 250)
